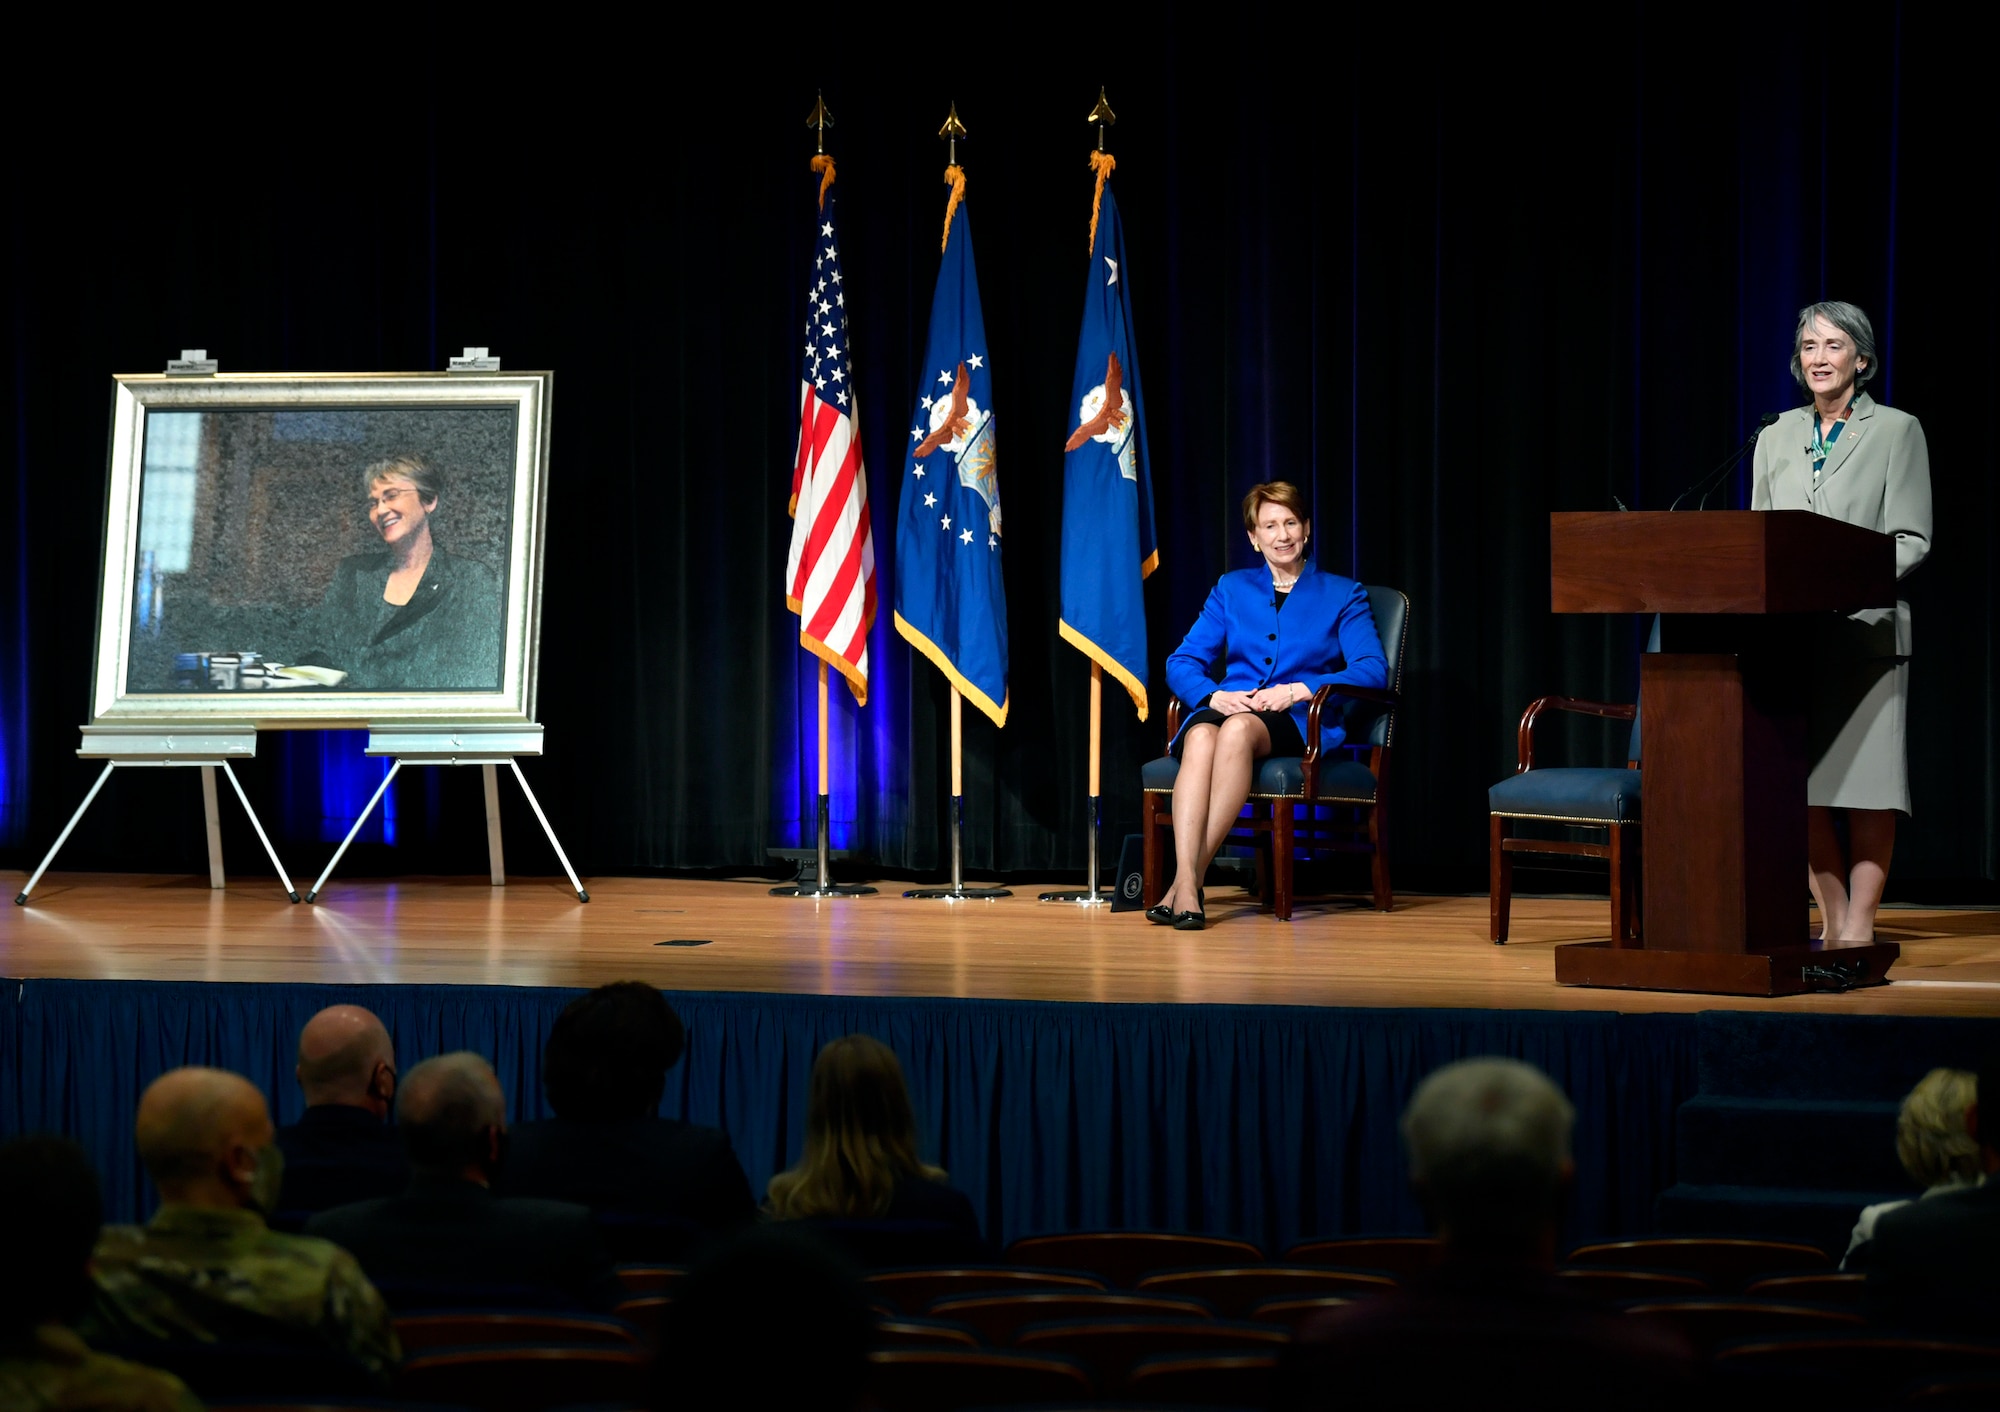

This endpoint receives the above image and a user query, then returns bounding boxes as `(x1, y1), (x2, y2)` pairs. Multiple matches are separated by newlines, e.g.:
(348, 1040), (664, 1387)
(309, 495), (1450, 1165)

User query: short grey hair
(1402, 1057), (1574, 1247)
(396, 1052), (504, 1170)
(362, 454), (443, 506)
(1790, 301), (1879, 389)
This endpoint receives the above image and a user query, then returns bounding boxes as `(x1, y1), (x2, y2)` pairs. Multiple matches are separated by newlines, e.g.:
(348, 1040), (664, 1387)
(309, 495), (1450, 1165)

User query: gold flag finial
(1087, 86), (1116, 152)
(806, 92), (834, 155)
(938, 101), (967, 165)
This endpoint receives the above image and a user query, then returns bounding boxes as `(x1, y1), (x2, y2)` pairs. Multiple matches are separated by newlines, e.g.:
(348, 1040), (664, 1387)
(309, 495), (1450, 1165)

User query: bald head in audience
(135, 1067), (279, 1211)
(397, 1052), (508, 1184)
(296, 1005), (397, 1117)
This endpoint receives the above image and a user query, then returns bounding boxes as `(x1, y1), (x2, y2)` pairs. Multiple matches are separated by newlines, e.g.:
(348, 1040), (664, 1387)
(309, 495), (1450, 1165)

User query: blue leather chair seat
(1143, 754), (1380, 803)
(1487, 768), (1641, 823)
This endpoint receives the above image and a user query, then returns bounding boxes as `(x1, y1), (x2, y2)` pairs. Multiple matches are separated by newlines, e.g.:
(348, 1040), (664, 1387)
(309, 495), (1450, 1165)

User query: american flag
(785, 165), (876, 703)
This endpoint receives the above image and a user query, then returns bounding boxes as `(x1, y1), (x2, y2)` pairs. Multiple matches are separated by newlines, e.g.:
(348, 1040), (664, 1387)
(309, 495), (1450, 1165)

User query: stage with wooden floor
(4, 871), (1998, 1015)
(5, 870), (1998, 1251)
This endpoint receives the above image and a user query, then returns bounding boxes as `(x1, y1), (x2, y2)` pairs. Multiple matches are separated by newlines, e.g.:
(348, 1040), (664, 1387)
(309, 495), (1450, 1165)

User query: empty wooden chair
(1005, 1232), (1263, 1288)
(395, 1345), (653, 1411)
(1014, 1318), (1286, 1387)
(1125, 1351), (1280, 1407)
(926, 1291), (1214, 1344)
(1136, 1266), (1395, 1317)
(864, 1266), (1105, 1314)
(1622, 1298), (1864, 1352)
(1283, 1236), (1443, 1278)
(1565, 1237), (1828, 1292)
(865, 1348), (1094, 1411)
(392, 1309), (642, 1353)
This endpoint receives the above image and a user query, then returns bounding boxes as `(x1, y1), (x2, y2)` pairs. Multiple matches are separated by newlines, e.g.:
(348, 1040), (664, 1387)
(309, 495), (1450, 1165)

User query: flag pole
(905, 101), (1009, 903)
(773, 95), (875, 900)
(1043, 87), (1122, 907)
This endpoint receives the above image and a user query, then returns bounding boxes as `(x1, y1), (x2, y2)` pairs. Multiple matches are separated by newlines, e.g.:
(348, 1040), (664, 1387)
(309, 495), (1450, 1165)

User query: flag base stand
(1039, 794), (1109, 904)
(771, 793), (877, 898)
(905, 794), (1011, 900)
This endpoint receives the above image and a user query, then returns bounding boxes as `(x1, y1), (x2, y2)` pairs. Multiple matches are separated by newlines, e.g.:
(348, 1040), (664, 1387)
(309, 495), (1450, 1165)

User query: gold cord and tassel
(811, 153), (836, 210)
(1087, 149), (1116, 256)
(941, 164), (966, 252)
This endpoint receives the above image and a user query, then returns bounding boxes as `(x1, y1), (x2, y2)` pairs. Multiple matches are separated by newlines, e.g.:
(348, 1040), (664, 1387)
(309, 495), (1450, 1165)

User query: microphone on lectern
(1668, 412), (1781, 512)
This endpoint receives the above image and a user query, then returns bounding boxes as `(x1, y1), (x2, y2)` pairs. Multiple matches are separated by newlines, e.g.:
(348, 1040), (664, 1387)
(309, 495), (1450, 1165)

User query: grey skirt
(1809, 617), (1911, 814)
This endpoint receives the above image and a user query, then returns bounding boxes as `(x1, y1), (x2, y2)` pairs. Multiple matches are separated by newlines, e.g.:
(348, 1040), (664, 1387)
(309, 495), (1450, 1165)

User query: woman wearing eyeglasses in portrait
(1750, 301), (1933, 944)
(1148, 481), (1388, 930)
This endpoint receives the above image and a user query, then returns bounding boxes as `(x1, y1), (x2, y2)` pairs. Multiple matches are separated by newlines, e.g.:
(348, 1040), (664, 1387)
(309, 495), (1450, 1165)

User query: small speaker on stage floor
(1110, 834), (1145, 911)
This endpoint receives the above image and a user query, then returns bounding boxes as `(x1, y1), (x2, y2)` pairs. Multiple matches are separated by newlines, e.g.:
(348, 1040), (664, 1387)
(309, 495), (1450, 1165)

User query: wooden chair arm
(1166, 697), (1185, 737)
(1516, 696), (1637, 774)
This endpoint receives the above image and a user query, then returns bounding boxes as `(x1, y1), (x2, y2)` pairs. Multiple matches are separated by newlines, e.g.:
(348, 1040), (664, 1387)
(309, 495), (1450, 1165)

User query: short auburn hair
(1241, 480), (1310, 532)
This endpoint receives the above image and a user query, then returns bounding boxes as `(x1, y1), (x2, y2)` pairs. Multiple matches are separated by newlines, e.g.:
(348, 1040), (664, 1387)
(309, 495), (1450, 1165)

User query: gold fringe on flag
(941, 164), (966, 252)
(811, 153), (836, 210)
(1087, 150), (1116, 256)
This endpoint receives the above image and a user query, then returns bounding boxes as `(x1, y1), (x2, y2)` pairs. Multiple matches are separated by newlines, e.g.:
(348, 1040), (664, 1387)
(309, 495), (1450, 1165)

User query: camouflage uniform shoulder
(0, 1324), (205, 1412)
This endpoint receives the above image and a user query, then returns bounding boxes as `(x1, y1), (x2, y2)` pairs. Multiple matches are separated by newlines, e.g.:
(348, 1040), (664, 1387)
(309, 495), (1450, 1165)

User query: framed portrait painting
(89, 371), (553, 727)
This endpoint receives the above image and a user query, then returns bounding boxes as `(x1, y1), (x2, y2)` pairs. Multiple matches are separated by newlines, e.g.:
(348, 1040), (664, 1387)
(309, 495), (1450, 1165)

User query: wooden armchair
(1488, 695), (1641, 945)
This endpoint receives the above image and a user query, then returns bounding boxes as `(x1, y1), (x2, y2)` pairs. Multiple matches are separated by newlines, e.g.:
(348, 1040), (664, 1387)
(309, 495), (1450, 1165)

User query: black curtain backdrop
(3, 8), (1994, 893)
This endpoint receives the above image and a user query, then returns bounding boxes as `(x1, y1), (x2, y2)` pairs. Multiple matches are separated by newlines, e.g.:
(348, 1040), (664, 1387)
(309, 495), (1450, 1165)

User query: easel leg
(507, 759), (588, 902)
(482, 763), (506, 886)
(218, 762), (301, 903)
(306, 759), (403, 904)
(200, 766), (225, 890)
(15, 762), (117, 905)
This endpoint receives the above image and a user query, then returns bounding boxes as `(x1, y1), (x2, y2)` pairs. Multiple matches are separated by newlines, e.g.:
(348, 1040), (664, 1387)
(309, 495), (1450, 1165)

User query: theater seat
(926, 1291), (1214, 1344)
(395, 1345), (652, 1411)
(876, 1317), (982, 1348)
(1554, 1266), (1710, 1300)
(865, 1348), (1094, 1411)
(1620, 1297), (1864, 1352)
(1125, 1351), (1279, 1406)
(1565, 1237), (1829, 1292)
(864, 1267), (1106, 1314)
(1283, 1236), (1443, 1278)
(391, 1309), (642, 1353)
(1136, 1266), (1396, 1316)
(1004, 1232), (1264, 1287)
(1014, 1317), (1286, 1386)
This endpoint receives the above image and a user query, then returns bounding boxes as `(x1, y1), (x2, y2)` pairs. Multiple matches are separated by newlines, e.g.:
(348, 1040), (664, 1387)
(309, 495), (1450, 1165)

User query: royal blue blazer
(1164, 562), (1388, 754)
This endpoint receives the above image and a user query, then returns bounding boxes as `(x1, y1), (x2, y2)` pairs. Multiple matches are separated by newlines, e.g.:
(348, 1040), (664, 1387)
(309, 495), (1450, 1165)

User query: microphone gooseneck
(1668, 412), (1782, 512)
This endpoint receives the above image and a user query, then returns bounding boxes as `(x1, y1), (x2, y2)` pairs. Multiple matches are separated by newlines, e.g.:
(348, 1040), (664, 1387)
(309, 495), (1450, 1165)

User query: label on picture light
(448, 346), (501, 373)
(165, 349), (218, 376)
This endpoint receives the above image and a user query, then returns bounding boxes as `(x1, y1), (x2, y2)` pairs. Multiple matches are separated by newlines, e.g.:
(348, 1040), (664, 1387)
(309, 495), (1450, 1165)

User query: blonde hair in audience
(766, 1035), (946, 1220)
(1896, 1068), (1980, 1189)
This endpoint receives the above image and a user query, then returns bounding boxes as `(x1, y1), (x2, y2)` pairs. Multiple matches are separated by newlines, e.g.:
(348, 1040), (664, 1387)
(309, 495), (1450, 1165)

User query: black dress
(1170, 587), (1308, 756)
(299, 543), (504, 691)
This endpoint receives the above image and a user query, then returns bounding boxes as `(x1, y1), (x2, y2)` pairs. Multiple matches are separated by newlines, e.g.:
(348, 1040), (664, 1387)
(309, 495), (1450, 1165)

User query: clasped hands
(1211, 684), (1311, 715)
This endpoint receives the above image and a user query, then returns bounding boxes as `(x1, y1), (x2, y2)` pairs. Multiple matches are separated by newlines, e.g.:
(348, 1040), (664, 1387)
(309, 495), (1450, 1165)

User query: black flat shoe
(1145, 902), (1178, 926)
(1172, 906), (1206, 931)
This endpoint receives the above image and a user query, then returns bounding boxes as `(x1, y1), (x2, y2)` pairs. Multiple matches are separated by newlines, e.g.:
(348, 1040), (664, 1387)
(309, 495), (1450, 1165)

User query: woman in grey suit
(1751, 301), (1933, 944)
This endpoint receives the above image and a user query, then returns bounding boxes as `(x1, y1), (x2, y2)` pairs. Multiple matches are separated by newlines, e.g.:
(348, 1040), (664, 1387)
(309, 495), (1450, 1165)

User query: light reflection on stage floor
(4, 872), (1998, 1015)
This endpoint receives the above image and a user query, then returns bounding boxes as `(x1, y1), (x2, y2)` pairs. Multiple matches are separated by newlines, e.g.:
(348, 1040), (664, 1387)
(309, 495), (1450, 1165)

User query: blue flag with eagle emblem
(893, 194), (1009, 726)
(1058, 181), (1157, 720)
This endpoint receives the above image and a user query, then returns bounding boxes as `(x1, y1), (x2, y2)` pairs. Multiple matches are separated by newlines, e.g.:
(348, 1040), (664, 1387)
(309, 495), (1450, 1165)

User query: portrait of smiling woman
(1750, 301), (1934, 945)
(299, 455), (506, 691)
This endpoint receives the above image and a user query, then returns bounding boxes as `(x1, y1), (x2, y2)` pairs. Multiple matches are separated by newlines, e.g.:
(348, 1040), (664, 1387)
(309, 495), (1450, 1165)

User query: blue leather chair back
(1343, 584), (1409, 749)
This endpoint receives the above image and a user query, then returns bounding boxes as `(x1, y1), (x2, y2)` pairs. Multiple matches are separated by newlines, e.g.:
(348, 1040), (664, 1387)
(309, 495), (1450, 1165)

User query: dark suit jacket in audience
(497, 1116), (755, 1229)
(274, 1106), (409, 1215)
(305, 1171), (623, 1310)
(1275, 1263), (1700, 1411)
(885, 1176), (986, 1247)
(1863, 1177), (2000, 1332)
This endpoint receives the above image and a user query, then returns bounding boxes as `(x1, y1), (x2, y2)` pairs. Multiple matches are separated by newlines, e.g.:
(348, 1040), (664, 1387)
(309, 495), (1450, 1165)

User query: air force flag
(1058, 182), (1158, 719)
(893, 196), (1009, 726)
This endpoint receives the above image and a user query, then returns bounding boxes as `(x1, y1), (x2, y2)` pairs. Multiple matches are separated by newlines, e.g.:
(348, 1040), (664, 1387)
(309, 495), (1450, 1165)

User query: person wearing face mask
(79, 1068), (399, 1387)
(306, 1052), (622, 1311)
(1151, 481), (1388, 929)
(274, 1006), (408, 1216)
(1751, 303), (1934, 945)
(295, 455), (505, 691)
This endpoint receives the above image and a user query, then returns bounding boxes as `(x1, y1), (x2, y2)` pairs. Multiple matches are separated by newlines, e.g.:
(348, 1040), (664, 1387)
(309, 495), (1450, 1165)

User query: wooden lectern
(1549, 511), (1899, 996)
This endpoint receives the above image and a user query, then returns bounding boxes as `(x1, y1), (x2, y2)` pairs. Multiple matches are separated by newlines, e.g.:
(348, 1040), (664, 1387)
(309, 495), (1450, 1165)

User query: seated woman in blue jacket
(1152, 481), (1388, 929)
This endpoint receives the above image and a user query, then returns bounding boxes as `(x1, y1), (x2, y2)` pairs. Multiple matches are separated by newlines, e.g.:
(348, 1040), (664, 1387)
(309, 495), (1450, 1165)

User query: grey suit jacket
(1749, 391), (1933, 656)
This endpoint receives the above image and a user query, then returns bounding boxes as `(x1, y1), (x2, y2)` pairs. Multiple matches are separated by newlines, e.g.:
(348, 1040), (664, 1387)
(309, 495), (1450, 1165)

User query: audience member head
(0, 1136), (103, 1335)
(544, 982), (686, 1121)
(295, 1004), (397, 1117)
(656, 1225), (873, 1410)
(135, 1067), (282, 1214)
(1895, 1068), (1981, 1189)
(397, 1052), (508, 1184)
(766, 1034), (943, 1220)
(1975, 1055), (2000, 1175)
(1402, 1057), (1575, 1264)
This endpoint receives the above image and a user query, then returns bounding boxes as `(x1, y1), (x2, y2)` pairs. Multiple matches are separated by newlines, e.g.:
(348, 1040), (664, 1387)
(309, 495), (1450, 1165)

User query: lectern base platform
(1553, 936), (1898, 997)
